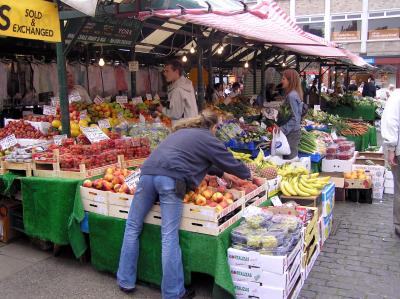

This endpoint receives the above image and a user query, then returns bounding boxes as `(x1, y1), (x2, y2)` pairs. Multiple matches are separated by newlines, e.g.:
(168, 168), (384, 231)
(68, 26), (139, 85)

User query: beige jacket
(163, 76), (198, 123)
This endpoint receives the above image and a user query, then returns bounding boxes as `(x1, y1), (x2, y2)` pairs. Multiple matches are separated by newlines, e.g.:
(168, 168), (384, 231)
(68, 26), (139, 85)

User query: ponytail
(172, 110), (219, 132)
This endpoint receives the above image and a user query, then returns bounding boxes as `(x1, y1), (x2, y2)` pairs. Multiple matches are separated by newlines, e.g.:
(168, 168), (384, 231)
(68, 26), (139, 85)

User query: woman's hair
(283, 69), (303, 101)
(172, 110), (219, 132)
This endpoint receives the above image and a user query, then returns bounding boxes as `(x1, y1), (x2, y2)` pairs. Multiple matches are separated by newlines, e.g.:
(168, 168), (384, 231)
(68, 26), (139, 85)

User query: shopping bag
(271, 129), (291, 156)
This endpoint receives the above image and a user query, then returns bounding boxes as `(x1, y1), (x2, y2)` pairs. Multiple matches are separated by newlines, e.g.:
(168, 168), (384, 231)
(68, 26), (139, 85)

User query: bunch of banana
(277, 164), (309, 178)
(228, 149), (253, 162)
(280, 173), (331, 197)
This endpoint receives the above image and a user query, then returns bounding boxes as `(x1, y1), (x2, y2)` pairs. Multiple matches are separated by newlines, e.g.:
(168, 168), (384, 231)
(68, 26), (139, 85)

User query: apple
(83, 179), (92, 188)
(113, 183), (122, 193)
(217, 185), (226, 193)
(122, 169), (129, 177)
(219, 200), (228, 209)
(195, 194), (207, 206)
(183, 194), (191, 203)
(93, 179), (103, 190)
(117, 175), (126, 184)
(202, 189), (213, 200)
(104, 173), (114, 182)
(208, 201), (218, 207)
(215, 204), (223, 213)
(224, 192), (234, 200)
(225, 198), (234, 205)
(105, 167), (114, 175)
(102, 181), (113, 191)
(112, 176), (120, 186)
(206, 199), (212, 206)
(211, 192), (224, 203)
(119, 183), (129, 194)
(113, 170), (122, 177)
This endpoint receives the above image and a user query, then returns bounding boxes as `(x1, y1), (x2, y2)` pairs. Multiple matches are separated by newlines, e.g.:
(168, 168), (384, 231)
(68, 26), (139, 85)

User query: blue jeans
(117, 175), (186, 299)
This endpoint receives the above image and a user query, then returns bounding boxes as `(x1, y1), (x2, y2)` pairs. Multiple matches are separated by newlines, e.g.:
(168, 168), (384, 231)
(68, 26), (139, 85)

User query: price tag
(0, 134), (17, 150)
(139, 114), (146, 123)
(94, 95), (104, 104)
(146, 94), (152, 101)
(331, 130), (338, 140)
(131, 96), (143, 105)
(128, 60), (139, 72)
(51, 97), (60, 107)
(43, 105), (57, 116)
(80, 126), (110, 143)
(260, 122), (267, 129)
(270, 195), (282, 207)
(216, 177), (227, 187)
(116, 96), (128, 106)
(69, 94), (81, 103)
(125, 169), (141, 190)
(80, 110), (87, 120)
(98, 119), (111, 129)
(314, 105), (321, 111)
(154, 93), (160, 101)
(54, 134), (67, 146)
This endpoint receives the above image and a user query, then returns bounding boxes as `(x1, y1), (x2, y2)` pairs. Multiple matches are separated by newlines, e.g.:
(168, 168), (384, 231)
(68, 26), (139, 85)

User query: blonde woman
(117, 110), (251, 299)
(279, 69), (304, 159)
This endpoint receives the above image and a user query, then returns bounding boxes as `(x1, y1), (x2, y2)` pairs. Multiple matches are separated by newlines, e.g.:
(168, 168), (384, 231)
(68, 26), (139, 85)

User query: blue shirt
(281, 90), (303, 135)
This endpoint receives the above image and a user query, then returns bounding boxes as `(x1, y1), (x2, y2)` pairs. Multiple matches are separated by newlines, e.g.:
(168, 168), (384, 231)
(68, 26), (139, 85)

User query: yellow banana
(293, 178), (311, 197)
(280, 181), (292, 196)
(310, 173), (320, 178)
(300, 177), (315, 189)
(284, 180), (297, 196)
(298, 181), (319, 196)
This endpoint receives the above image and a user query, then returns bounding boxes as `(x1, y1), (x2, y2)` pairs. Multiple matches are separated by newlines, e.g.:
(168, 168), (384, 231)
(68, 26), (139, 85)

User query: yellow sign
(0, 0), (61, 42)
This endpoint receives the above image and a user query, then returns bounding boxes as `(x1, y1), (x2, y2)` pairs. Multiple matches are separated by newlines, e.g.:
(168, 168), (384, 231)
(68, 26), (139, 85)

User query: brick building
(247, 0), (400, 87)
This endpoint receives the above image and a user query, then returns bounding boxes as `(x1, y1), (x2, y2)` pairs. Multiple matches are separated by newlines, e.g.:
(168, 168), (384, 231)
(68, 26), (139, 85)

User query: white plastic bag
(271, 129), (291, 156)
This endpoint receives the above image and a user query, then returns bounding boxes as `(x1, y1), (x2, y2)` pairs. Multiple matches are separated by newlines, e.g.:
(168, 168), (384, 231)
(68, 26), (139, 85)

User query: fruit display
(128, 123), (170, 149)
(244, 151), (278, 180)
(280, 173), (331, 197)
(0, 120), (49, 139)
(82, 167), (136, 194)
(344, 169), (368, 180)
(24, 115), (56, 123)
(231, 210), (302, 255)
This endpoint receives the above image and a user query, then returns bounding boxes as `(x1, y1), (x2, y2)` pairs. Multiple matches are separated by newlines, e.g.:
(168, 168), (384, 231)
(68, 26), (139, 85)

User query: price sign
(270, 196), (282, 207)
(331, 130), (338, 140)
(98, 119), (111, 129)
(51, 97), (60, 107)
(94, 95), (104, 104)
(139, 114), (146, 123)
(69, 94), (81, 103)
(80, 110), (87, 120)
(314, 105), (321, 111)
(128, 60), (139, 72)
(80, 126), (110, 143)
(54, 134), (67, 146)
(43, 105), (57, 116)
(131, 96), (143, 105)
(260, 122), (267, 129)
(146, 94), (152, 101)
(125, 169), (141, 190)
(0, 134), (17, 150)
(116, 96), (128, 105)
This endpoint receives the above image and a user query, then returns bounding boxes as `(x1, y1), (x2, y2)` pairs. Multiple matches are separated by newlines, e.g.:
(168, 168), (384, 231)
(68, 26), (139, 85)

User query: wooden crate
(82, 199), (108, 215)
(1, 160), (33, 177)
(108, 191), (134, 207)
(80, 186), (109, 204)
(118, 156), (146, 169)
(109, 204), (130, 219)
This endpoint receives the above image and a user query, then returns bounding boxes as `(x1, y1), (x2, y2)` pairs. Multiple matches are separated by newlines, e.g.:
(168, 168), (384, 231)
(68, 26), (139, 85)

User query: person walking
(278, 69), (304, 159)
(362, 76), (377, 98)
(158, 59), (198, 125)
(381, 88), (400, 237)
(116, 110), (251, 298)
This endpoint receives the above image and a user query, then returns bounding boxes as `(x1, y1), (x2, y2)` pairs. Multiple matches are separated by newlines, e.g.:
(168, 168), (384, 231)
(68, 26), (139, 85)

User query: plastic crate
(298, 152), (324, 163)
(80, 212), (89, 233)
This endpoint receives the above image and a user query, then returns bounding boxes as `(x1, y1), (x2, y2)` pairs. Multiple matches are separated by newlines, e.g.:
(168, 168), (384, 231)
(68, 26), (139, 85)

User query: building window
(331, 20), (361, 41)
(368, 17), (400, 40)
(298, 22), (325, 37)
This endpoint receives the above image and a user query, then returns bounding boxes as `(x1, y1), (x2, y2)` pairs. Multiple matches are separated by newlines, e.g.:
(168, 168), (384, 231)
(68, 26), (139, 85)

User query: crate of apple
(82, 167), (135, 195)
(0, 120), (46, 139)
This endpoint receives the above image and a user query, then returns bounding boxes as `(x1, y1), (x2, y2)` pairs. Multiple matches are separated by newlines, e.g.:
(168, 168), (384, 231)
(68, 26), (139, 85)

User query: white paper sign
(146, 94), (152, 101)
(314, 105), (321, 111)
(260, 122), (267, 129)
(54, 134), (67, 146)
(131, 96), (143, 105)
(51, 97), (60, 107)
(94, 95), (104, 105)
(80, 110), (87, 120)
(128, 60), (139, 72)
(98, 119), (111, 129)
(125, 169), (141, 190)
(116, 96), (128, 105)
(0, 134), (17, 150)
(43, 105), (57, 116)
(139, 114), (146, 123)
(80, 126), (110, 143)
(69, 94), (81, 103)
(270, 195), (282, 207)
(216, 177), (227, 187)
(331, 130), (338, 140)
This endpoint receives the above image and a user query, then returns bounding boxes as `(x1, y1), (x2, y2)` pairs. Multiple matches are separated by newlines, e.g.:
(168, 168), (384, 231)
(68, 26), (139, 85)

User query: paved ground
(1, 194), (399, 299)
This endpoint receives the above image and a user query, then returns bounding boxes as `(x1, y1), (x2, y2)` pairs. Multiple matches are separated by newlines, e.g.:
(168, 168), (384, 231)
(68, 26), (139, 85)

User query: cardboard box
(233, 266), (301, 299)
(384, 178), (394, 188)
(352, 164), (385, 180)
(356, 152), (385, 167)
(321, 183), (335, 217)
(322, 152), (357, 173)
(319, 213), (333, 247)
(384, 187), (394, 195)
(373, 188), (384, 199)
(344, 177), (372, 189)
(230, 251), (301, 289)
(320, 172), (345, 201)
(372, 178), (385, 189)
(228, 241), (302, 275)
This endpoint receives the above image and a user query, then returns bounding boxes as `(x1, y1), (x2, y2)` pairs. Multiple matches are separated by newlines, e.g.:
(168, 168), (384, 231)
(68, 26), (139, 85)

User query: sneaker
(119, 286), (135, 294)
(395, 229), (400, 238)
(180, 288), (195, 299)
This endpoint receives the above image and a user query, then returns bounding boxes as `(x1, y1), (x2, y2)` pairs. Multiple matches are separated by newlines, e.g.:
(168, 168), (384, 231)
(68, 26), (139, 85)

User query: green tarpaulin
(327, 104), (378, 121)
(345, 126), (377, 151)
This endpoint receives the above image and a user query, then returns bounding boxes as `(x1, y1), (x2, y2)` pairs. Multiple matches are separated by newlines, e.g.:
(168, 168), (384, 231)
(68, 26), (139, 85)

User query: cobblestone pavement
(300, 194), (400, 299)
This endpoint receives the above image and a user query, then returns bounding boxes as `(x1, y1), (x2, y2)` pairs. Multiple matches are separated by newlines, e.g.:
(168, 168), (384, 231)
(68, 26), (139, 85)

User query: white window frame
(367, 10), (400, 42)
(330, 13), (362, 43)
(295, 15), (325, 24)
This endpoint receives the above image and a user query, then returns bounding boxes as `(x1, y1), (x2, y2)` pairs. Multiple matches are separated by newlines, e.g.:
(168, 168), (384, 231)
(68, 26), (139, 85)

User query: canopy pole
(208, 42), (213, 102)
(295, 55), (300, 72)
(346, 67), (350, 91)
(131, 45), (136, 97)
(253, 50), (258, 95)
(86, 44), (90, 94)
(197, 44), (205, 111)
(260, 51), (266, 101)
(318, 63), (322, 105)
(56, 10), (71, 136)
(334, 67), (338, 90)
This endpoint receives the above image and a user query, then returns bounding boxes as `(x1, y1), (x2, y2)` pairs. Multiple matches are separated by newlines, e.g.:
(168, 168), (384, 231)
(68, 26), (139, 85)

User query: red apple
(119, 183), (129, 194)
(104, 173), (114, 182)
(102, 181), (113, 191)
(195, 194), (207, 206)
(211, 192), (224, 203)
(202, 189), (213, 200)
(183, 194), (191, 203)
(93, 179), (103, 190)
(208, 201), (218, 207)
(224, 192), (234, 200)
(113, 183), (122, 193)
(225, 198), (234, 205)
(217, 185), (226, 193)
(117, 175), (126, 184)
(219, 200), (228, 209)
(105, 167), (114, 175)
(206, 199), (212, 206)
(83, 179), (92, 188)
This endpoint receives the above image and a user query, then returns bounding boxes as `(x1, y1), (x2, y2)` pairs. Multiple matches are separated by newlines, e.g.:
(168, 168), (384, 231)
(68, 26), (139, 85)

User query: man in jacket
(381, 89), (400, 237)
(362, 76), (377, 98)
(158, 60), (198, 124)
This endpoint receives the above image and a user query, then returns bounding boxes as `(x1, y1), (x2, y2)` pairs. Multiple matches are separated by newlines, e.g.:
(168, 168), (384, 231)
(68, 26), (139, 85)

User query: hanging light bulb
(98, 58), (105, 67)
(217, 46), (223, 55)
(244, 61), (249, 68)
(190, 43), (195, 54)
(282, 62), (286, 67)
(182, 55), (188, 63)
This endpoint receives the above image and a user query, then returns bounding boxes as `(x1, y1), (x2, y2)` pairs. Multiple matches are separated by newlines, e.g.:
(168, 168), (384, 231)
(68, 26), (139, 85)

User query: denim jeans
(117, 175), (185, 299)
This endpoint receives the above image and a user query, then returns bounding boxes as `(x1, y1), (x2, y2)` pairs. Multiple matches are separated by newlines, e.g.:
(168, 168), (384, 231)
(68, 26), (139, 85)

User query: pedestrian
(381, 88), (400, 237)
(211, 82), (224, 104)
(348, 80), (358, 92)
(309, 78), (319, 107)
(278, 69), (304, 159)
(158, 59), (198, 125)
(116, 110), (251, 298)
(362, 76), (377, 98)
